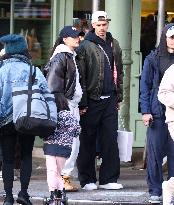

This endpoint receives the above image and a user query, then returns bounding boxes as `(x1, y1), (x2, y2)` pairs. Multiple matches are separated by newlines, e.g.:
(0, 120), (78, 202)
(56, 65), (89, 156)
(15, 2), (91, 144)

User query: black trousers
(77, 94), (120, 187)
(0, 122), (35, 195)
(0, 140), (2, 171)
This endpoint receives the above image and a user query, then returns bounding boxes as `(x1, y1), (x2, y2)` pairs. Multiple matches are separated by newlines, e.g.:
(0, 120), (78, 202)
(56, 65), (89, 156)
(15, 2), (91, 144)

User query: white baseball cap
(166, 26), (174, 37)
(91, 11), (111, 24)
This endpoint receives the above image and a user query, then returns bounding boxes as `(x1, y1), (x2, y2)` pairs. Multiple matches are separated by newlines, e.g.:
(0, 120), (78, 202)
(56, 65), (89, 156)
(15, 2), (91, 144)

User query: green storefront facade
(1, 0), (174, 147)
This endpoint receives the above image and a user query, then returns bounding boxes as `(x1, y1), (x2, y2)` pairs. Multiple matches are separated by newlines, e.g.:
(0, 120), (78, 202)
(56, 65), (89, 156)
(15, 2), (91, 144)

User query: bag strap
(26, 65), (51, 120)
(27, 64), (36, 116)
(98, 44), (112, 70)
(0, 60), (3, 68)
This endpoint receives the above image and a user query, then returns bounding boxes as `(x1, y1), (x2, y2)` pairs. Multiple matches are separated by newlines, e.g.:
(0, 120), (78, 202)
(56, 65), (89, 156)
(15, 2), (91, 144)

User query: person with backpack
(0, 34), (51, 205)
(43, 26), (82, 204)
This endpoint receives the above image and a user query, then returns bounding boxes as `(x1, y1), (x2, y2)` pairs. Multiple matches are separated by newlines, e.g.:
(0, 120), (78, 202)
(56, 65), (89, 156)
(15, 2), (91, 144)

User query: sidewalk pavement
(0, 148), (166, 205)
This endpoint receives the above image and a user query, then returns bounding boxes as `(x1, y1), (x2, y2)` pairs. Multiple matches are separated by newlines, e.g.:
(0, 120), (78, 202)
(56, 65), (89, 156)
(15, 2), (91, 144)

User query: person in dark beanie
(0, 34), (51, 205)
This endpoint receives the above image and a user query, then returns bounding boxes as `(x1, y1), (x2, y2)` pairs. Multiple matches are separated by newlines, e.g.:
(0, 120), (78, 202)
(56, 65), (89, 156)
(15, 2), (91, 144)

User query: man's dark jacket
(76, 31), (123, 108)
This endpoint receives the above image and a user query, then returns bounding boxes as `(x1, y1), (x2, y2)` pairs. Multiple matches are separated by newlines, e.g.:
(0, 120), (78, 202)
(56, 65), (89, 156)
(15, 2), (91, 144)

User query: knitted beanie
(0, 34), (27, 54)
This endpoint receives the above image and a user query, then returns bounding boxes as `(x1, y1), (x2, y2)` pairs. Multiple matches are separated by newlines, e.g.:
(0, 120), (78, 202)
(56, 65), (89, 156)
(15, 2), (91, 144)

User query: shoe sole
(16, 198), (31, 205)
(65, 189), (78, 192)
(99, 186), (123, 190)
(149, 200), (161, 203)
(82, 187), (98, 191)
(16, 199), (25, 204)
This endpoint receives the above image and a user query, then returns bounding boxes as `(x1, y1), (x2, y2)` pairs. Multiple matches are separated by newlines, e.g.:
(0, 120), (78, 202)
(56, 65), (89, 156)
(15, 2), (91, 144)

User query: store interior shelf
(0, 1), (50, 5)
(0, 17), (50, 20)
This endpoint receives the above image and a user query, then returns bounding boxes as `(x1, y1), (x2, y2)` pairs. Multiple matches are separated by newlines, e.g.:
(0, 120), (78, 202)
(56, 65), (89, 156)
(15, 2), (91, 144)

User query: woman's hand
(79, 108), (88, 115)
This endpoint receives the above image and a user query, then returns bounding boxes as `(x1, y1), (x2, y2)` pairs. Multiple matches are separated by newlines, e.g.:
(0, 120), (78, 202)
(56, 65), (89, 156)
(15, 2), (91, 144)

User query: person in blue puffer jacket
(140, 23), (174, 204)
(0, 34), (51, 205)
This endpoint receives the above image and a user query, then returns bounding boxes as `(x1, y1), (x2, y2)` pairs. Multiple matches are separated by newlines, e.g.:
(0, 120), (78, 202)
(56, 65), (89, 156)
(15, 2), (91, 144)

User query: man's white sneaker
(82, 183), (98, 190)
(99, 183), (123, 190)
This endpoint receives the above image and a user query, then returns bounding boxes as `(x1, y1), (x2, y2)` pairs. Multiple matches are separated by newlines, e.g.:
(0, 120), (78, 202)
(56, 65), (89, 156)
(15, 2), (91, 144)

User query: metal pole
(105, 0), (132, 131)
(92, 0), (99, 13)
(10, 0), (14, 34)
(156, 0), (165, 46)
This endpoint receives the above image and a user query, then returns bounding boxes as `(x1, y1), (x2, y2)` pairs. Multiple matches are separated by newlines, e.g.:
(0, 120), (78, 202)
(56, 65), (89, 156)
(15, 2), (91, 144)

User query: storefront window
(73, 0), (105, 34)
(141, 0), (174, 63)
(0, 0), (52, 66)
(0, 1), (10, 35)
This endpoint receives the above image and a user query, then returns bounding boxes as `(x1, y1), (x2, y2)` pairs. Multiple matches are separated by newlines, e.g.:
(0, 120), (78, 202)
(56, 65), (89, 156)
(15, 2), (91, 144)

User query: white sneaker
(82, 183), (98, 190)
(99, 183), (123, 190)
(149, 195), (162, 203)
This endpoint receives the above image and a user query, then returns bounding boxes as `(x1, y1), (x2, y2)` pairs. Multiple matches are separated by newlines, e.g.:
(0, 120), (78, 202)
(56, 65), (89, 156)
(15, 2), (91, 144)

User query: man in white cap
(76, 11), (123, 190)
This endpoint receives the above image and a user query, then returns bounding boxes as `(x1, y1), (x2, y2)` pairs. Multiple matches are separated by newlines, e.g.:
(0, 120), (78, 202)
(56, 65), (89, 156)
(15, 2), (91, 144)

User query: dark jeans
(0, 122), (35, 196)
(0, 139), (2, 171)
(146, 117), (174, 196)
(77, 94), (120, 187)
(0, 129), (2, 161)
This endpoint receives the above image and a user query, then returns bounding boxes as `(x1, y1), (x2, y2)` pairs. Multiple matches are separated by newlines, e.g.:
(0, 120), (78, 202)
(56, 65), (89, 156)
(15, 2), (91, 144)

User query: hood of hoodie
(85, 30), (113, 45)
(157, 23), (174, 56)
(155, 23), (174, 79)
(50, 44), (76, 60)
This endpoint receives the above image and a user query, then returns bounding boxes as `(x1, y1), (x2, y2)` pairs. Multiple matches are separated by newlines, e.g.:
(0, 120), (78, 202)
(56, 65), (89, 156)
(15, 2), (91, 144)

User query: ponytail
(50, 37), (64, 57)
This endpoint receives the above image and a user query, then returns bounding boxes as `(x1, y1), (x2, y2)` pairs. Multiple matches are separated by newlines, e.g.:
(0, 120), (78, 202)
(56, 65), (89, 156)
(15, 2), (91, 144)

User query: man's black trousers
(77, 94), (120, 187)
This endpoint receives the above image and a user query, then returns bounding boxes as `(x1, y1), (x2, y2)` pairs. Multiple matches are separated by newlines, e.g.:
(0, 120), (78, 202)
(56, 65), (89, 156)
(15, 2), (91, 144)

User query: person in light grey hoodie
(158, 63), (174, 141)
(158, 25), (174, 141)
(158, 25), (174, 205)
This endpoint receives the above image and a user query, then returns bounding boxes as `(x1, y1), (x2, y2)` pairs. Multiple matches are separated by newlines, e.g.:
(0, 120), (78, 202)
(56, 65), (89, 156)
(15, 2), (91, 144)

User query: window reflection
(14, 0), (51, 66)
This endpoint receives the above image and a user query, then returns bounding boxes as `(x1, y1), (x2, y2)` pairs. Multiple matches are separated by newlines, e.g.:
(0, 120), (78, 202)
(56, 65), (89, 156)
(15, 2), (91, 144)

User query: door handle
(134, 74), (141, 78)
(134, 51), (142, 78)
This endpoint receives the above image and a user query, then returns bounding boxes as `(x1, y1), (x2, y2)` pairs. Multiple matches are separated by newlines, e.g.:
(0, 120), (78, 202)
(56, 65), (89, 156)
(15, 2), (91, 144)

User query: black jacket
(44, 52), (76, 110)
(77, 31), (123, 108)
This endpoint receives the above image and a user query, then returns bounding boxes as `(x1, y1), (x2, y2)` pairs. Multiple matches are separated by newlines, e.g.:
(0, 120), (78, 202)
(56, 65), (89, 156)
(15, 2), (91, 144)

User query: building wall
(1, 0), (174, 148)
